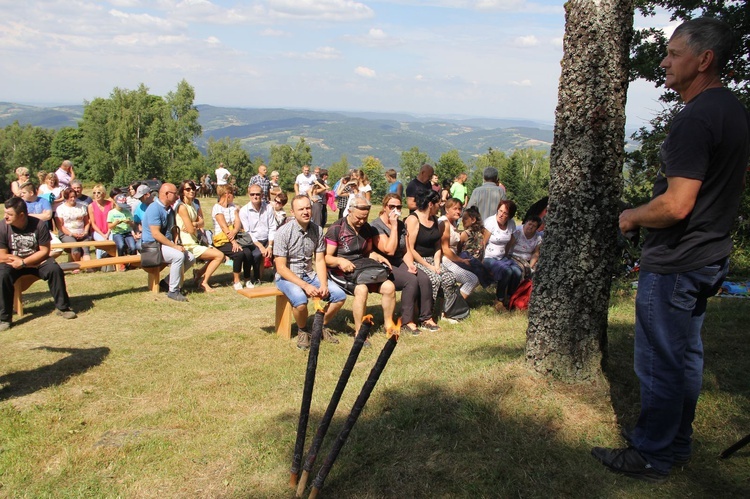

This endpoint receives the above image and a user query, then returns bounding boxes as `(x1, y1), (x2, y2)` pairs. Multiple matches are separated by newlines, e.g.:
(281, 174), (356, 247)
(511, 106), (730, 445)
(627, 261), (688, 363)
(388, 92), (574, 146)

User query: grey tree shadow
(0, 346), (110, 401)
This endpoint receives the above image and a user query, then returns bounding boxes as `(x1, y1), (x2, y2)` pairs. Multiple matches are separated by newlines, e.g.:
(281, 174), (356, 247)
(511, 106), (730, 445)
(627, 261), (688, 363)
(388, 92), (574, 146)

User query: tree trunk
(525, 0), (633, 381)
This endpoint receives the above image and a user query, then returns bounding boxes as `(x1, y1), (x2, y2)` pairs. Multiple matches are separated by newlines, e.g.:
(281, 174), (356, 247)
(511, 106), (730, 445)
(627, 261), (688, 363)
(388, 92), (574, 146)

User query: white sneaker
(233, 282), (244, 291)
(245, 281), (255, 289)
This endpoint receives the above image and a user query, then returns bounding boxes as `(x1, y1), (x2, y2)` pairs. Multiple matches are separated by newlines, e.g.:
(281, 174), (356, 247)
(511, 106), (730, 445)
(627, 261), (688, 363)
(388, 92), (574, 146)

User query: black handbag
(329, 257), (390, 294)
(140, 241), (163, 268)
(443, 288), (470, 320)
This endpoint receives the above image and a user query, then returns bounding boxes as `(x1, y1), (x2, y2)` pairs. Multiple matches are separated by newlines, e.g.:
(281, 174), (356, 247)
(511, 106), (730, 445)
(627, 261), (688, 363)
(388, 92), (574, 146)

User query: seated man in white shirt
(239, 184), (276, 286)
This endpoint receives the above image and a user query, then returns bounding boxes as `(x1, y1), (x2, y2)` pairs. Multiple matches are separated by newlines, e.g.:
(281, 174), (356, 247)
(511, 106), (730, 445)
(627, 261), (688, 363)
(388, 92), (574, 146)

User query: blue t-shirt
(141, 199), (174, 243)
(25, 196), (52, 215)
(133, 202), (148, 227)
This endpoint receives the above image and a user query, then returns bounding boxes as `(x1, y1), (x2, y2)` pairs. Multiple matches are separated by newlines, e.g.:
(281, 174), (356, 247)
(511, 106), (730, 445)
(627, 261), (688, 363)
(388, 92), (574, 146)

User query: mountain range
(1, 101), (563, 167)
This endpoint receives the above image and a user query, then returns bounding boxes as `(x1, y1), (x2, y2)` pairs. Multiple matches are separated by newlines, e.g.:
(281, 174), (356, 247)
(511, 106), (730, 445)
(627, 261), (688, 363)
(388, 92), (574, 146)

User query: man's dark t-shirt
(0, 217), (51, 259)
(641, 88), (750, 273)
(405, 178), (432, 204)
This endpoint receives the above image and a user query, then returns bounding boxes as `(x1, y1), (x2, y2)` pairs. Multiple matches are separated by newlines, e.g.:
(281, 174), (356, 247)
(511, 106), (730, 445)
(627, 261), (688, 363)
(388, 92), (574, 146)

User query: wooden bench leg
(145, 266), (163, 293)
(275, 294), (292, 340)
(14, 275), (41, 316)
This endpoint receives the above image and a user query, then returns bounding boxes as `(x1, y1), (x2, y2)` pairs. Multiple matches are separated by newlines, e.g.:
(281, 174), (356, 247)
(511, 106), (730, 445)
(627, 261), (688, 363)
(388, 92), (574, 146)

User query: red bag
(508, 279), (532, 310)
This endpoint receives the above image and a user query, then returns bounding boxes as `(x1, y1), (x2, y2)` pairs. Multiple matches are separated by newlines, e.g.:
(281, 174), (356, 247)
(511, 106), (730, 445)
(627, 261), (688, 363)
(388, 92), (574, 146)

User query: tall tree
(360, 156), (387, 201)
(525, 0), (634, 381)
(165, 79), (202, 166)
(435, 149), (466, 186)
(0, 122), (54, 191)
(206, 137), (252, 185)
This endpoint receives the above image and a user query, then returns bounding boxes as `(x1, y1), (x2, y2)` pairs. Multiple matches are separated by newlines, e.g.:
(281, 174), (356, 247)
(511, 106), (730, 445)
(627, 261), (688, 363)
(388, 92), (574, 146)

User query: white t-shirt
(212, 203), (238, 235)
(215, 167), (230, 186)
(295, 173), (316, 195)
(510, 227), (542, 262)
(56, 202), (88, 235)
(483, 215), (516, 260)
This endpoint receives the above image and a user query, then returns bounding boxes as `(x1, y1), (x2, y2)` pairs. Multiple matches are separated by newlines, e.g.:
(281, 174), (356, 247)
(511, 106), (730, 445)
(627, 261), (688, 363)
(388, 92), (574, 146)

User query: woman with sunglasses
(371, 193), (434, 335)
(212, 185), (255, 290)
(11, 167), (31, 197)
(88, 183), (115, 260)
(175, 180), (224, 292)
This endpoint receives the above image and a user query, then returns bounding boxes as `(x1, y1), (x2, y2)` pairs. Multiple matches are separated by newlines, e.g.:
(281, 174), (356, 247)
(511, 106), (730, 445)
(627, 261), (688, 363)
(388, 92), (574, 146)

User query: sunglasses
(387, 205), (402, 210)
(249, 193), (261, 197)
(183, 187), (194, 192)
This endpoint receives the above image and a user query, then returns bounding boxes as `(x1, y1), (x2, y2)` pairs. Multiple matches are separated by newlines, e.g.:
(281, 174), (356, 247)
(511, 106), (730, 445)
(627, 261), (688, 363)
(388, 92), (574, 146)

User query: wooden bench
(236, 287), (293, 340)
(52, 240), (117, 251)
(13, 256), (167, 316)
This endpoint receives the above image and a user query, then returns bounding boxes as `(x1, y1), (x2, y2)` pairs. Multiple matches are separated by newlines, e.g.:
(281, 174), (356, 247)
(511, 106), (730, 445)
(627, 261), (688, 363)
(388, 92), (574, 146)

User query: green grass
(0, 196), (749, 497)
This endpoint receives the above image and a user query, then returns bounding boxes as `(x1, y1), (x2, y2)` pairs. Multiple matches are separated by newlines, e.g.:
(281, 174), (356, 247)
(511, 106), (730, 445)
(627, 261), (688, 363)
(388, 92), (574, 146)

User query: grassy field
(0, 195), (749, 498)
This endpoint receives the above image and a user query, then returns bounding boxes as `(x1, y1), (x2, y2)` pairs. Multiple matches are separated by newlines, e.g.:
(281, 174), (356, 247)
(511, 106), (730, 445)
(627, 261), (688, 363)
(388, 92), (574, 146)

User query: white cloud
(512, 35), (539, 47)
(260, 28), (288, 37)
(285, 46), (342, 59)
(355, 66), (376, 78)
(368, 28), (386, 39)
(510, 79), (532, 86)
(266, 0), (374, 21)
(205, 36), (221, 45)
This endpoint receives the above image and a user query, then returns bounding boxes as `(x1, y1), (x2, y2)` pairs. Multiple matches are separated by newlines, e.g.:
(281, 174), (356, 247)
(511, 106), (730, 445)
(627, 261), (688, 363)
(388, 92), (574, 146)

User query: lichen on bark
(525, 0), (634, 382)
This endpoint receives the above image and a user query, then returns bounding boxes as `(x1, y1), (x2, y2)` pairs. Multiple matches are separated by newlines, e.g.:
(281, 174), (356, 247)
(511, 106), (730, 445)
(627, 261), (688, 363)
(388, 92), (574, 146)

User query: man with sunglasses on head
(239, 184), (276, 286)
(325, 193), (397, 337)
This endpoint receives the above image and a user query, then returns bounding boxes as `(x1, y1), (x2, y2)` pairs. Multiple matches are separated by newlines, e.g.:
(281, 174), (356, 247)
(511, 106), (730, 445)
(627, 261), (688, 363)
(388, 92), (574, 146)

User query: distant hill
(196, 105), (555, 167)
(1, 102), (559, 166)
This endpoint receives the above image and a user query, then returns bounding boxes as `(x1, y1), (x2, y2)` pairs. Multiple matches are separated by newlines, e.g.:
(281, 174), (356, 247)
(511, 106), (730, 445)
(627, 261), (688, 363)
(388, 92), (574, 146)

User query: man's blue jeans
(629, 258), (728, 474)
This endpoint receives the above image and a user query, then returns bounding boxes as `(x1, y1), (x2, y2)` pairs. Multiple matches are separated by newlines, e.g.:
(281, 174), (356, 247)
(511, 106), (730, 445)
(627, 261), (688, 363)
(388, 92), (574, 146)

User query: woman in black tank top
(405, 190), (461, 327)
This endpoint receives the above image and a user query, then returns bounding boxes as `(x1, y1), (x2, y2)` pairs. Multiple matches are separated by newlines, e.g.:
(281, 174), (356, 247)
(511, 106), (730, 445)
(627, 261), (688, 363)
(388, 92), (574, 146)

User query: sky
(1, 0), (679, 127)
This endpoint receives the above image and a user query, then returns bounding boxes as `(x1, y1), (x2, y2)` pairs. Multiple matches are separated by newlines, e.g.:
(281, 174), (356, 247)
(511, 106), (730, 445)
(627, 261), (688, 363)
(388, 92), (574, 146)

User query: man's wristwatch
(21, 259), (26, 268)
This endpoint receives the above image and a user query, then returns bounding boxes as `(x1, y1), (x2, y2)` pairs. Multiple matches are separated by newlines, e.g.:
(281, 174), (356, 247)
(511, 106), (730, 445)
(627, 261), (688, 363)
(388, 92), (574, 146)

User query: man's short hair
(673, 17), (734, 73)
(483, 167), (499, 182)
(291, 194), (311, 210)
(19, 181), (36, 193)
(5, 196), (28, 215)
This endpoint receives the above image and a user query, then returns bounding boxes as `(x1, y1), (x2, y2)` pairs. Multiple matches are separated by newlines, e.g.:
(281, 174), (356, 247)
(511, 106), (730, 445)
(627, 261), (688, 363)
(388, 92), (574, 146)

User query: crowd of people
(267, 162), (546, 349)
(1, 159), (545, 342)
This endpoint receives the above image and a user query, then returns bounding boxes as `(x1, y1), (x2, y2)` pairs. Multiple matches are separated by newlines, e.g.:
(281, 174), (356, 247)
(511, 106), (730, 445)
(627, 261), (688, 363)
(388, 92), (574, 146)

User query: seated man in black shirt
(0, 197), (76, 331)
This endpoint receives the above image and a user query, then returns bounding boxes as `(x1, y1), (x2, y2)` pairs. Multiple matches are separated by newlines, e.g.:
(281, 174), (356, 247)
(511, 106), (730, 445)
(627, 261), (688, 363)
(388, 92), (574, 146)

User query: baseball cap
(115, 193), (129, 209)
(133, 185), (151, 199)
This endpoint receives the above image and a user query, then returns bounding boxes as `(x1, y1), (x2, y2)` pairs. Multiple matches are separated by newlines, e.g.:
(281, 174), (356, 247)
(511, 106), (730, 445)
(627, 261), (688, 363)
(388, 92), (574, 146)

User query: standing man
(405, 164), (434, 212)
(215, 163), (231, 187)
(274, 195), (346, 350)
(0, 197), (77, 331)
(141, 183), (195, 302)
(249, 164), (271, 203)
(55, 160), (75, 190)
(467, 167), (507, 222)
(592, 17), (750, 483)
(239, 184), (276, 286)
(294, 165), (316, 197)
(450, 173), (469, 205)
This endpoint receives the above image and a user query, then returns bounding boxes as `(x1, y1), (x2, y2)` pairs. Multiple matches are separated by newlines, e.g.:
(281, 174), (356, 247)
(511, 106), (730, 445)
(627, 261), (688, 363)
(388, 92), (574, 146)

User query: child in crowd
(273, 191), (289, 228)
(107, 189), (137, 270)
(458, 206), (493, 287)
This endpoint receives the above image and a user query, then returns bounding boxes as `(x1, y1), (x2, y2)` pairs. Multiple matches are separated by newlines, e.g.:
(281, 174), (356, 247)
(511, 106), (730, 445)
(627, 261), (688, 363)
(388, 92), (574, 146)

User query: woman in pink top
(88, 183), (114, 258)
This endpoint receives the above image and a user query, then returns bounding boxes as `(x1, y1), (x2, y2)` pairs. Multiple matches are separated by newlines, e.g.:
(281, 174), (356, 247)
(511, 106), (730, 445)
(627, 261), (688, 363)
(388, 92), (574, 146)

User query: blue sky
(1, 1), (677, 127)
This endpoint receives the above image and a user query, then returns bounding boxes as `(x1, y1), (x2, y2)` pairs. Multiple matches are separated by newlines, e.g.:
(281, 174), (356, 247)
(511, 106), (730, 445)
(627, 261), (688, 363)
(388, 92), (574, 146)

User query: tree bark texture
(525, 0), (633, 381)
